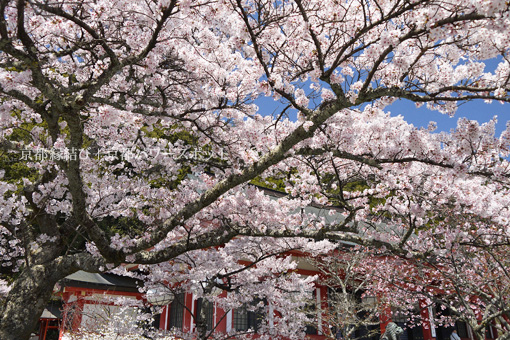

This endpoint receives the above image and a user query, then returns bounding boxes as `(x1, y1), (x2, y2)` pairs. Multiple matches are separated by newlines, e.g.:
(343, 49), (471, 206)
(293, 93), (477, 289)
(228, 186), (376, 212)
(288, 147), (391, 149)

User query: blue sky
(256, 92), (509, 135)
(255, 56), (509, 136)
(387, 98), (509, 135)
(387, 55), (509, 135)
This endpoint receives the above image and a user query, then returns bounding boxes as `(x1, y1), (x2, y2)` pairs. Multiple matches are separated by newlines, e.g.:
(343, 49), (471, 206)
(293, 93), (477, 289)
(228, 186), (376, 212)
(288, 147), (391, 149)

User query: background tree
(1, 0), (510, 339)
(305, 249), (386, 340)
(140, 236), (323, 340)
(368, 214), (510, 340)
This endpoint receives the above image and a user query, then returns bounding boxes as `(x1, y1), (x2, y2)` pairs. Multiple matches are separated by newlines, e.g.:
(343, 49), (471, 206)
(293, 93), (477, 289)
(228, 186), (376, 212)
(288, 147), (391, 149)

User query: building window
(305, 290), (318, 335)
(485, 325), (494, 339)
(456, 321), (469, 338)
(234, 300), (264, 332)
(168, 293), (184, 329)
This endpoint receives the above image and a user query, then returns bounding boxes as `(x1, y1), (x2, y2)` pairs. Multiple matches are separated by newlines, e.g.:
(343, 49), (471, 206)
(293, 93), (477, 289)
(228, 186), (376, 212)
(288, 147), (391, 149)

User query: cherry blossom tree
(367, 215), (510, 340)
(304, 249), (386, 340)
(1, 0), (510, 339)
(138, 236), (325, 340)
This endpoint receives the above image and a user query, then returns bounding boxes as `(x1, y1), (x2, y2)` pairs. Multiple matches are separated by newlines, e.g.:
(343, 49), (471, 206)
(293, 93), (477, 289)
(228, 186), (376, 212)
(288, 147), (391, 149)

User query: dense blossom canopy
(0, 0), (509, 339)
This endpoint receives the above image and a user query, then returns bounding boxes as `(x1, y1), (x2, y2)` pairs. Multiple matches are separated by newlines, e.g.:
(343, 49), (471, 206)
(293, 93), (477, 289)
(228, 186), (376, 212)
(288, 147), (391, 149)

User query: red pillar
(420, 302), (435, 340)
(39, 320), (47, 340)
(183, 292), (194, 332)
(159, 305), (169, 330)
(215, 291), (228, 333)
(380, 305), (393, 334)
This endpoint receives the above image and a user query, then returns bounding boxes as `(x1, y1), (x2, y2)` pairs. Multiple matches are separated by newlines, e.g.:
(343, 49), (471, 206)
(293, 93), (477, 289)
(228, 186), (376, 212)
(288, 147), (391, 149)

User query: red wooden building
(34, 260), (497, 340)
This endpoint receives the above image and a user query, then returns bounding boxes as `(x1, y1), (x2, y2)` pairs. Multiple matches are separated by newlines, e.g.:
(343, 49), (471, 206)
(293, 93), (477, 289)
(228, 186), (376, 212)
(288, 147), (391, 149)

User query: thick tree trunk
(196, 298), (209, 340)
(0, 264), (61, 340)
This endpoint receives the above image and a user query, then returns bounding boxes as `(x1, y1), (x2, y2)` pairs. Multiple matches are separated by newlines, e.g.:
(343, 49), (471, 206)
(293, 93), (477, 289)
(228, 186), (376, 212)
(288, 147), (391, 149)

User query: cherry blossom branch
(30, 1), (120, 66)
(323, 0), (429, 79)
(294, 0), (325, 72)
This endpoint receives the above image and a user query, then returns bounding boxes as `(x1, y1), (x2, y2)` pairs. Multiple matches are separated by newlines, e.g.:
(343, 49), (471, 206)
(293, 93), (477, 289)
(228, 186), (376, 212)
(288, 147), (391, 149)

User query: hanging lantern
(146, 285), (174, 306)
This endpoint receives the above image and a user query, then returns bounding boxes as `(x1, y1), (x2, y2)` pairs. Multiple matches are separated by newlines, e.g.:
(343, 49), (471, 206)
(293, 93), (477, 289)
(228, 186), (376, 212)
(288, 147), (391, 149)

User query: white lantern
(146, 286), (174, 306)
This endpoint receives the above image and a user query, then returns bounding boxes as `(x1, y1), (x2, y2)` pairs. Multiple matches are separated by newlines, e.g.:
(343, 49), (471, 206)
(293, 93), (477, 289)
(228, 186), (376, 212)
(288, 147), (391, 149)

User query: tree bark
(0, 264), (62, 340)
(471, 327), (486, 340)
(196, 298), (209, 340)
